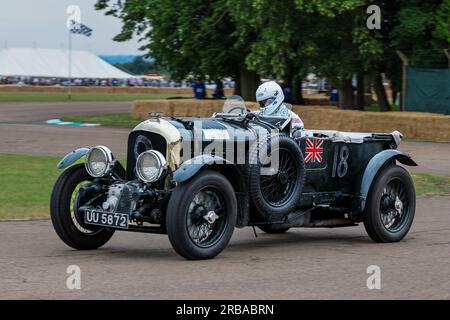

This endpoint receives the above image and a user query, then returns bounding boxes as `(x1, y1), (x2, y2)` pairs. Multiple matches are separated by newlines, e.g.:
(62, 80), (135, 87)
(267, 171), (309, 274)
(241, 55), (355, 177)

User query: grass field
(410, 173), (450, 196)
(0, 153), (449, 220)
(62, 113), (141, 128)
(0, 154), (61, 219)
(0, 92), (189, 102)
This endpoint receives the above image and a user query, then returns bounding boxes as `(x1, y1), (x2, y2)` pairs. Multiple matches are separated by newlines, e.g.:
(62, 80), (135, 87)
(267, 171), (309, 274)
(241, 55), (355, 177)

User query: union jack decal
(305, 138), (324, 163)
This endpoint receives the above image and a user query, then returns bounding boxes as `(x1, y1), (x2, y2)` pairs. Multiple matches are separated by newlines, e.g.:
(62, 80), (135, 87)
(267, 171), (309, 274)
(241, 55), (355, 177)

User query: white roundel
(255, 81), (285, 115)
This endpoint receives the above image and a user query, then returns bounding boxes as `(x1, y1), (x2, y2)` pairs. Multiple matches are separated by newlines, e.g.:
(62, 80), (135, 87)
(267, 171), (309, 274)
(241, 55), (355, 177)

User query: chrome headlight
(85, 146), (114, 177)
(136, 150), (167, 183)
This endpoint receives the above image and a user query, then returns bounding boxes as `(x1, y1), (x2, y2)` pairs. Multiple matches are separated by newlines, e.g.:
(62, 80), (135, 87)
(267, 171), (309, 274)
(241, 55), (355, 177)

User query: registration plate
(84, 210), (129, 229)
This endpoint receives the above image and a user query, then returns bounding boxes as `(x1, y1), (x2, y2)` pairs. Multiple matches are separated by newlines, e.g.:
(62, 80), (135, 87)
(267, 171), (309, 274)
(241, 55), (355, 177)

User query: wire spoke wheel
(51, 164), (115, 250)
(363, 164), (416, 243)
(186, 187), (227, 248)
(166, 170), (237, 260)
(70, 179), (103, 235)
(379, 178), (410, 232)
(247, 134), (305, 220)
(260, 148), (297, 207)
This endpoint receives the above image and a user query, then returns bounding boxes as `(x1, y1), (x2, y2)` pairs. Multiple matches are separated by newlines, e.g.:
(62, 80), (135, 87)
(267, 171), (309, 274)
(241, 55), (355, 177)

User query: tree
(232, 0), (380, 109)
(95, 0), (449, 107)
(114, 56), (158, 75)
(300, 0), (449, 111)
(352, 0), (450, 111)
(95, 0), (259, 100)
(227, 0), (312, 104)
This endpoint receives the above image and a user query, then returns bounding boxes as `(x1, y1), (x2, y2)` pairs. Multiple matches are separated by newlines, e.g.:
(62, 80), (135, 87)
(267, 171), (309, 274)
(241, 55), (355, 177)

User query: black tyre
(363, 165), (416, 243)
(247, 134), (305, 219)
(50, 164), (115, 250)
(166, 170), (237, 260)
(258, 224), (290, 234)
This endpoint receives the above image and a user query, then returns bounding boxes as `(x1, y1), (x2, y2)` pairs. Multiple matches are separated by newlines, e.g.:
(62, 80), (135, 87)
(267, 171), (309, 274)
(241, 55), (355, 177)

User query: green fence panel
(406, 67), (450, 115)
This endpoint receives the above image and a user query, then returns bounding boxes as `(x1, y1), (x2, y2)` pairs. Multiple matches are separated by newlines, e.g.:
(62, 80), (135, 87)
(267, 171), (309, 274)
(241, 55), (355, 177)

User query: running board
(285, 211), (357, 228)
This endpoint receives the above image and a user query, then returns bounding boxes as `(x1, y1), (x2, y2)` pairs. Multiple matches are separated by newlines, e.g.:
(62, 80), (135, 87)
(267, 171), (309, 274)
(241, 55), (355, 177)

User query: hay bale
(169, 100), (221, 117)
(132, 100), (450, 141)
(133, 100), (172, 119)
(132, 99), (260, 119)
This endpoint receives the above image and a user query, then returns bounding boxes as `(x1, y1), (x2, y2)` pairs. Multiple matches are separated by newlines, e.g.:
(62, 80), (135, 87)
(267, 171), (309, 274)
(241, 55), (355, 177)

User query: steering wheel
(228, 105), (247, 115)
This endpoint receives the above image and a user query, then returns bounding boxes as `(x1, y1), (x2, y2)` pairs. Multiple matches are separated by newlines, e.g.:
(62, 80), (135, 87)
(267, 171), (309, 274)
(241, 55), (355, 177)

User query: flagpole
(68, 27), (72, 100)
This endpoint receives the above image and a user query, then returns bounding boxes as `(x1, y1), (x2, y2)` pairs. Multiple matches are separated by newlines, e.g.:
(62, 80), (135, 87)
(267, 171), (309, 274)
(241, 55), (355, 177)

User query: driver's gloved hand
(292, 129), (303, 140)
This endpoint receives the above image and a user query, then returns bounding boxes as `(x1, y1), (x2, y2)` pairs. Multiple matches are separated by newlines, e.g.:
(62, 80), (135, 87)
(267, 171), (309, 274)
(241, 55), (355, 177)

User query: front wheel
(363, 165), (416, 243)
(166, 170), (237, 260)
(50, 164), (115, 250)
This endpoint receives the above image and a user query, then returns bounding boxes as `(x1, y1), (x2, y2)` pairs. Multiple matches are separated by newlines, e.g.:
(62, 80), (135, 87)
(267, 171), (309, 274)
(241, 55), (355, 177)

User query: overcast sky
(0, 0), (142, 55)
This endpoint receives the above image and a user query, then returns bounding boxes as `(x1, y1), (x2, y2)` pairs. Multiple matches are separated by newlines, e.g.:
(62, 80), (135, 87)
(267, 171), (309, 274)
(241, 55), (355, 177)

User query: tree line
(95, 0), (449, 110)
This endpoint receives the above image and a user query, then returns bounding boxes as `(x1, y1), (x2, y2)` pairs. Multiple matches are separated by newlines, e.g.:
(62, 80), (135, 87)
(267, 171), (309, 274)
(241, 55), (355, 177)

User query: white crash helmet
(256, 81), (285, 115)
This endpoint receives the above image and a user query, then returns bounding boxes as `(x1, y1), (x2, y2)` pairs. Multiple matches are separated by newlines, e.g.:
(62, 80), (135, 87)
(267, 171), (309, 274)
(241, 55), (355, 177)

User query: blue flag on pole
(70, 20), (93, 37)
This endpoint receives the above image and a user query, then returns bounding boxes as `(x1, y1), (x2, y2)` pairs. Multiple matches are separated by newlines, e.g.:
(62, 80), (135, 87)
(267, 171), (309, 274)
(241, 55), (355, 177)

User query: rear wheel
(166, 170), (237, 260)
(50, 164), (115, 250)
(363, 165), (415, 242)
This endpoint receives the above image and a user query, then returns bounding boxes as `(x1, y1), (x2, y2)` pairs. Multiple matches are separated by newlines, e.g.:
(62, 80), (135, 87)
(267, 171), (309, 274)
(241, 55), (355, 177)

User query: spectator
(280, 77), (293, 103)
(212, 78), (224, 99)
(330, 88), (339, 103)
(193, 78), (207, 99)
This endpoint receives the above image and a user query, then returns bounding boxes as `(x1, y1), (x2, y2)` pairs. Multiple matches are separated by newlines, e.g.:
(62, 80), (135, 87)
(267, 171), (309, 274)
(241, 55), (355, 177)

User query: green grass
(411, 172), (450, 196)
(62, 113), (142, 128)
(0, 153), (61, 219)
(0, 92), (189, 102)
(0, 153), (449, 220)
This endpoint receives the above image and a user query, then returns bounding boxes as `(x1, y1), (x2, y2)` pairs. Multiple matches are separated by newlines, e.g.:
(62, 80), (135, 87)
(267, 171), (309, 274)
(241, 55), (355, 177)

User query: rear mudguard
(57, 147), (90, 169)
(359, 149), (417, 212)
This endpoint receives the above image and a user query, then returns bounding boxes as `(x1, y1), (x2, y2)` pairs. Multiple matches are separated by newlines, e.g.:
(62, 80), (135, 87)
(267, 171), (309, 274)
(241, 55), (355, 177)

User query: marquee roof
(0, 47), (133, 79)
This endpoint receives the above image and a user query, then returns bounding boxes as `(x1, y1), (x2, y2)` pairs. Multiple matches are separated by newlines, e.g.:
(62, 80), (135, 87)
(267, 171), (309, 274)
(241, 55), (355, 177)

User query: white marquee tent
(0, 47), (134, 79)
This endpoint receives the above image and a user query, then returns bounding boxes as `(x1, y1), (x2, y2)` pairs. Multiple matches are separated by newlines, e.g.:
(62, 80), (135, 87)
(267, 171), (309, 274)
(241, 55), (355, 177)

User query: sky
(0, 0), (142, 55)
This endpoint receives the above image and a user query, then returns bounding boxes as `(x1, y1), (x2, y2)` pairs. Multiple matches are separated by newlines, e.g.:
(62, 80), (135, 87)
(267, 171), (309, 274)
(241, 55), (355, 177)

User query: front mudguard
(57, 147), (90, 169)
(359, 149), (417, 212)
(172, 154), (232, 183)
(56, 147), (126, 178)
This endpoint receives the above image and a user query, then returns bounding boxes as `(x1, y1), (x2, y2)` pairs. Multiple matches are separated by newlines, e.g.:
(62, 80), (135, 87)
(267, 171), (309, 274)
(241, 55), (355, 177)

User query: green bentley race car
(51, 98), (417, 260)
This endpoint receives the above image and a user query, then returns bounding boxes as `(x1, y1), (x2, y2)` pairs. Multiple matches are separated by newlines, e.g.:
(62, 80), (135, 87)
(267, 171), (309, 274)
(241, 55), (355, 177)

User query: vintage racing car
(51, 98), (417, 260)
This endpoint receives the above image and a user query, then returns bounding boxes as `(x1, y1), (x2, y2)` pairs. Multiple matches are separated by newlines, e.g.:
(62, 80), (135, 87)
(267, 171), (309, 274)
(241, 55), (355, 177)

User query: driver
(256, 81), (304, 131)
